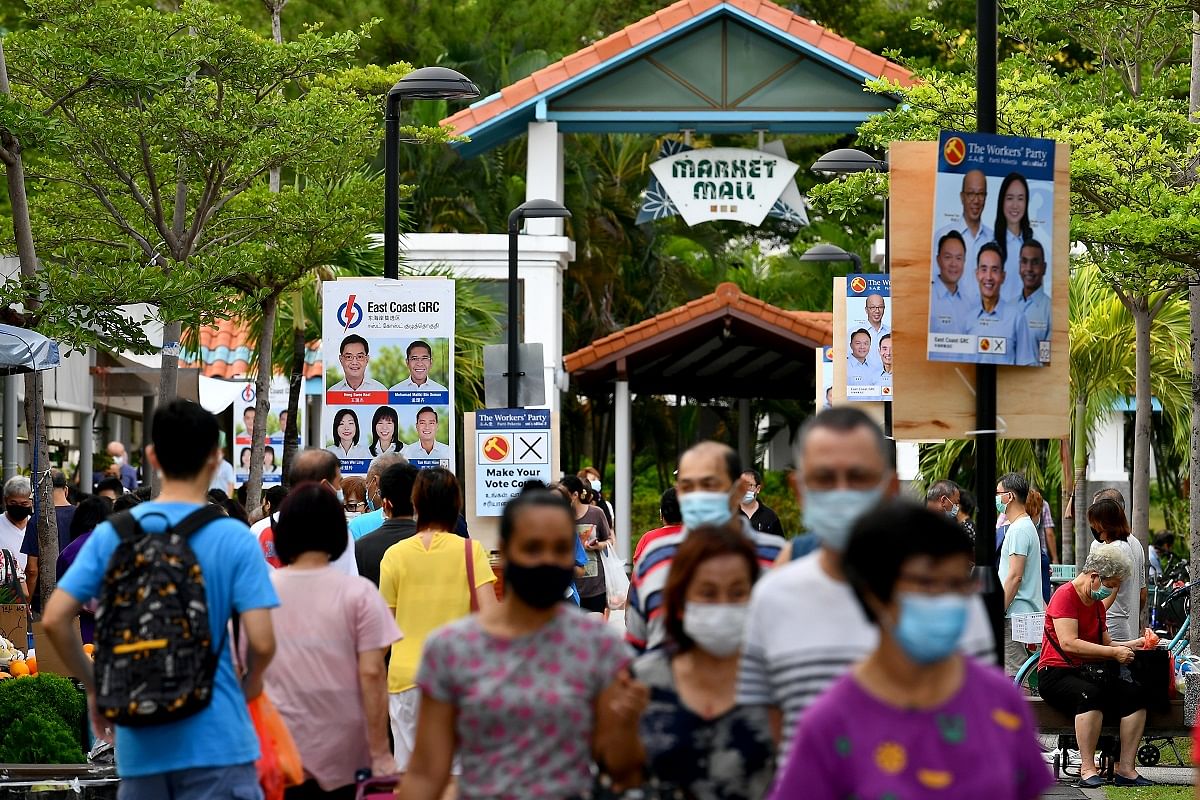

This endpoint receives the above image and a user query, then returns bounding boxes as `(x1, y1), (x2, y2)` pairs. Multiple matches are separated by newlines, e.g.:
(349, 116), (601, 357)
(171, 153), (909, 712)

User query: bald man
(932, 169), (993, 295)
(106, 441), (139, 490)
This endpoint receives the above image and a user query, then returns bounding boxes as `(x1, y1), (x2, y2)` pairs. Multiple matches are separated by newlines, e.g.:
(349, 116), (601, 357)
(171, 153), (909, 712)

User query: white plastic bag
(601, 548), (630, 610)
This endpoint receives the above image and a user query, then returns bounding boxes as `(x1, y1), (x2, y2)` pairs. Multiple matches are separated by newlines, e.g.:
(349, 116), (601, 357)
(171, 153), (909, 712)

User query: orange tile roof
(181, 318), (322, 380)
(443, 0), (913, 135)
(564, 282), (832, 374)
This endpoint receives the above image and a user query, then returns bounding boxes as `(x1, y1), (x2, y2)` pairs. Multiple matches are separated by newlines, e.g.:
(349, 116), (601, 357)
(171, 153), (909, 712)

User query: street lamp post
(797, 243), (864, 273)
(384, 67), (479, 281)
(506, 199), (572, 408)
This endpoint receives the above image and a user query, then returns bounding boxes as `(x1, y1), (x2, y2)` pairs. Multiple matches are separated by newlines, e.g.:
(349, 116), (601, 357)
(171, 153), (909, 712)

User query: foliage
(0, 0), (383, 355)
(0, 672), (86, 764)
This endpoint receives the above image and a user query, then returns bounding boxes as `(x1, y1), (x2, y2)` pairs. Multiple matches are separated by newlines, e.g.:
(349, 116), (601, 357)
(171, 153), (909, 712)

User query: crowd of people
(0, 399), (1166, 798)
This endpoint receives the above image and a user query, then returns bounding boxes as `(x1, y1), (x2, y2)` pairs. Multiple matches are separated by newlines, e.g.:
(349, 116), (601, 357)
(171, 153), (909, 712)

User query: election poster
(233, 377), (300, 487)
(474, 409), (552, 517)
(817, 346), (834, 410)
(321, 278), (456, 477)
(844, 275), (893, 402)
(928, 131), (1054, 366)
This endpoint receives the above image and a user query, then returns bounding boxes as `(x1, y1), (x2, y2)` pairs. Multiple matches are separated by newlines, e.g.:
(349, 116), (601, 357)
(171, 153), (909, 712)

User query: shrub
(0, 673), (86, 764)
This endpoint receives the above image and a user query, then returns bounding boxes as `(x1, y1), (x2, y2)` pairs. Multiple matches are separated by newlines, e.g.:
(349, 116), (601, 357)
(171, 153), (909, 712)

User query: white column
(615, 375), (632, 564)
(525, 121), (564, 236)
(78, 410), (94, 493)
(1087, 410), (1129, 482)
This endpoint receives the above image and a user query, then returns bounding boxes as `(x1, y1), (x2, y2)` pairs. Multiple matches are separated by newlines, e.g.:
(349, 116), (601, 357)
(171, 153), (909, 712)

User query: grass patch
(1105, 788), (1192, 799)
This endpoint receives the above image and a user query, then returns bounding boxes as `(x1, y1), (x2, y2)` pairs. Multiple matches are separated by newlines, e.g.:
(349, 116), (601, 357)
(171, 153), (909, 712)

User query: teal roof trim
(451, 3), (896, 157)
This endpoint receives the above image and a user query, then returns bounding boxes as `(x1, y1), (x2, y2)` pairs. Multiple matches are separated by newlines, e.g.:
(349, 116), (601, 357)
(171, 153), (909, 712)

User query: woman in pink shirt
(267, 482), (402, 798)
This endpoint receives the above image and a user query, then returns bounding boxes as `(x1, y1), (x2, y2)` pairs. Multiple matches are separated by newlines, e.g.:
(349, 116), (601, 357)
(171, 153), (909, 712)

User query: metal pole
(384, 94), (401, 281)
(615, 377), (632, 565)
(975, 0), (1003, 665)
(3, 375), (18, 480)
(506, 210), (523, 408)
(78, 409), (93, 494)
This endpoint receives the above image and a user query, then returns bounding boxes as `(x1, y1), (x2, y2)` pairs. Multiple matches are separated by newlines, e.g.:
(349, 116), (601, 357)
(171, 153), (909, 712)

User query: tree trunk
(282, 289), (305, 483)
(1187, 10), (1200, 657)
(1073, 394), (1088, 570)
(246, 292), (277, 513)
(0, 41), (60, 603)
(1130, 300), (1153, 629)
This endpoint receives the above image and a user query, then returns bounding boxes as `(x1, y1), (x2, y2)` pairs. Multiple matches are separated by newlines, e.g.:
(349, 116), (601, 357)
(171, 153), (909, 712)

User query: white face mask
(742, 491), (756, 505)
(682, 602), (748, 657)
(590, 478), (602, 493)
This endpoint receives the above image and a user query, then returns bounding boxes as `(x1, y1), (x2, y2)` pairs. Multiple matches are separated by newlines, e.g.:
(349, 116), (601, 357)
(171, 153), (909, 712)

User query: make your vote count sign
(475, 409), (552, 516)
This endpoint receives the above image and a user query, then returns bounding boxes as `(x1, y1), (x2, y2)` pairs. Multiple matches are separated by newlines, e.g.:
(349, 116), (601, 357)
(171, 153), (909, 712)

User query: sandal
(1113, 774), (1155, 786)
(1077, 774), (1105, 788)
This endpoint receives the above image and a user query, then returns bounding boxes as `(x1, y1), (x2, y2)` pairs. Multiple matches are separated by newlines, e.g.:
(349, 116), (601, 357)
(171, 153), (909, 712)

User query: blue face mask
(679, 491), (735, 529)
(802, 486), (885, 552)
(1091, 583), (1114, 601)
(891, 592), (969, 665)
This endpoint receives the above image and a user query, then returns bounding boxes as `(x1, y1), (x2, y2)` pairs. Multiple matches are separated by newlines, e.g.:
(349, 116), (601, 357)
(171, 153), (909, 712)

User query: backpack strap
(109, 510), (143, 542)
(171, 505), (228, 539)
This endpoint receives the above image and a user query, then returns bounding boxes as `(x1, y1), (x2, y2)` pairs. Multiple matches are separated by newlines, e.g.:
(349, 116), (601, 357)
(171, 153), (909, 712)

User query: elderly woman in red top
(1037, 543), (1150, 788)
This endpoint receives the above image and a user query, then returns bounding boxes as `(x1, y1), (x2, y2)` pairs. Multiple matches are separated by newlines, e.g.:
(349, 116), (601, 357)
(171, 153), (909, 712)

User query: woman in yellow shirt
(378, 468), (497, 773)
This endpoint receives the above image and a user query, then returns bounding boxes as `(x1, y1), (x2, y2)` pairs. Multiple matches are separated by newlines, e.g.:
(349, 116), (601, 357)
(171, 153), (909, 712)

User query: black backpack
(94, 504), (227, 727)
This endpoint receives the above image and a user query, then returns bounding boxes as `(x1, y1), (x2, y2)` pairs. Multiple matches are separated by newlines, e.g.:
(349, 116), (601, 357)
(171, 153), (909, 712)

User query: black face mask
(5, 504), (31, 522)
(504, 561), (575, 609)
(1090, 526), (1104, 543)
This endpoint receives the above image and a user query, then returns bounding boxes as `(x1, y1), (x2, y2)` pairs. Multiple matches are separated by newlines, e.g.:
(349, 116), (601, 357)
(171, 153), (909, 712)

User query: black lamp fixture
(798, 242), (863, 273)
(506, 199), (572, 408)
(384, 67), (479, 281)
(810, 148), (888, 176)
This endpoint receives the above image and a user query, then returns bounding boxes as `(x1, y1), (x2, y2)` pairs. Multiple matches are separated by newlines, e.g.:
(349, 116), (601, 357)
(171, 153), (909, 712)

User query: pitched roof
(181, 318), (322, 380)
(564, 281), (832, 376)
(443, 0), (912, 139)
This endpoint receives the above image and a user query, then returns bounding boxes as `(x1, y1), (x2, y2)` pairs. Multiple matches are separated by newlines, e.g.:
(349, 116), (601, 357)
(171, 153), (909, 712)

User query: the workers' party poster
(928, 131), (1054, 366)
(321, 278), (456, 476)
(844, 275), (893, 402)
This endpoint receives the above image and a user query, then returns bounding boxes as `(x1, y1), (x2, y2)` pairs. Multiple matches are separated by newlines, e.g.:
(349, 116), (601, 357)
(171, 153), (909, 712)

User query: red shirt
(258, 525), (282, 569)
(1039, 581), (1106, 669)
(632, 524), (683, 566)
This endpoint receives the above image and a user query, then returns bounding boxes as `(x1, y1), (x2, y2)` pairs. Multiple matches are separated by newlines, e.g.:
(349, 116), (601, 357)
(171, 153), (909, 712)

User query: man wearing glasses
(932, 169), (992, 293)
(737, 408), (996, 755)
(389, 340), (448, 392)
(329, 334), (387, 392)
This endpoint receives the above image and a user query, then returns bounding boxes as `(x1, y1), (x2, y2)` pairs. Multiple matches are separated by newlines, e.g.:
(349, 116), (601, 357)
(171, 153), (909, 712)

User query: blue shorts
(119, 763), (261, 800)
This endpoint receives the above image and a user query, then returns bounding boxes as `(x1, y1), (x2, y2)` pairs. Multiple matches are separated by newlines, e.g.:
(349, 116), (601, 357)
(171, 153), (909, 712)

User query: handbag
(600, 549), (629, 610)
(1044, 603), (1117, 686)
(0, 549), (26, 604)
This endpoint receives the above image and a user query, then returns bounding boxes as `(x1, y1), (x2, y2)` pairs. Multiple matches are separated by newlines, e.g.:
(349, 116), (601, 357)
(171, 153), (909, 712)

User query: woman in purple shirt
(773, 501), (1052, 800)
(54, 496), (113, 643)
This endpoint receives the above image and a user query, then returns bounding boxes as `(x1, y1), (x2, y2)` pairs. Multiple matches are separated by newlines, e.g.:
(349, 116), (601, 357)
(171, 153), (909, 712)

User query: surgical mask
(742, 492), (756, 505)
(679, 491), (735, 529)
(802, 486), (885, 552)
(891, 592), (969, 665)
(345, 511), (362, 521)
(5, 504), (31, 522)
(336, 488), (345, 504)
(1091, 583), (1114, 601)
(945, 503), (960, 519)
(366, 497), (376, 512)
(505, 561), (575, 609)
(682, 602), (748, 657)
(1090, 527), (1103, 543)
(995, 493), (1009, 515)
(590, 479), (602, 493)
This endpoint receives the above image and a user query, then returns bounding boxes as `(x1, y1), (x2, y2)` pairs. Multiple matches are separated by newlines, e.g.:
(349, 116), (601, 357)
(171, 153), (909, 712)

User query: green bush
(0, 674), (86, 764)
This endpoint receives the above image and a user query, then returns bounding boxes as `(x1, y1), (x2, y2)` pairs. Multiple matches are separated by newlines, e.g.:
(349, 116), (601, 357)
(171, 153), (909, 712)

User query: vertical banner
(817, 346), (834, 410)
(844, 275), (892, 402)
(322, 278), (456, 477)
(473, 409), (552, 517)
(928, 131), (1055, 366)
(234, 377), (301, 487)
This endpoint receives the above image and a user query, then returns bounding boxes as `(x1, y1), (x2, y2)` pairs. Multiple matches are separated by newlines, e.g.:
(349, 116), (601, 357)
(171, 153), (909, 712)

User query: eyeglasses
(961, 191), (986, 199)
(407, 355), (432, 363)
(341, 353), (368, 362)
(344, 501), (367, 512)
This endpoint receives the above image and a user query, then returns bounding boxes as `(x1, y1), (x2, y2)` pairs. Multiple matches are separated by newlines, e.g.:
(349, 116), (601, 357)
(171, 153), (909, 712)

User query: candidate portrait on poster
(927, 131), (1054, 367)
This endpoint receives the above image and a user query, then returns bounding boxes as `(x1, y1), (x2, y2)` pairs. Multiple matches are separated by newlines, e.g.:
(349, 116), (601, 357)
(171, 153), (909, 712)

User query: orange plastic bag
(1143, 627), (1160, 649)
(249, 693), (304, 799)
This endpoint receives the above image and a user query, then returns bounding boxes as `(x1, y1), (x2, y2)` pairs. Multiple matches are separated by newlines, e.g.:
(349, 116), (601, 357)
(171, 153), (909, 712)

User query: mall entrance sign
(649, 146), (799, 225)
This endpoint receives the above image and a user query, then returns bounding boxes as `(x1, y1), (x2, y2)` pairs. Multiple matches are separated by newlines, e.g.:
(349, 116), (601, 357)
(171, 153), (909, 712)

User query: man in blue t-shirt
(44, 400), (279, 799)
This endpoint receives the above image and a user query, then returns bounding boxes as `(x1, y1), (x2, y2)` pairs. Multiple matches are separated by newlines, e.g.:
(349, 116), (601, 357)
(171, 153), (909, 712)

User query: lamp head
(811, 148), (887, 176)
(508, 198), (572, 231)
(389, 66), (480, 101)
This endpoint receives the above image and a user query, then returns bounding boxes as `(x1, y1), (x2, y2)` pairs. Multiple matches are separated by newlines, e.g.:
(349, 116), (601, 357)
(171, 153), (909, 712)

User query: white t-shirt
(0, 515), (28, 572)
(1089, 537), (1146, 642)
(209, 460), (235, 492)
(737, 550), (996, 757)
